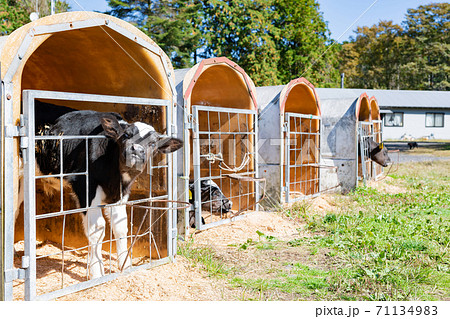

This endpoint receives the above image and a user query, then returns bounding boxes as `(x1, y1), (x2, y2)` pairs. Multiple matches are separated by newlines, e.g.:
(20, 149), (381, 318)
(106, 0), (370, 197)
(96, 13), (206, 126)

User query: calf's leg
(82, 186), (106, 279)
(107, 198), (131, 271)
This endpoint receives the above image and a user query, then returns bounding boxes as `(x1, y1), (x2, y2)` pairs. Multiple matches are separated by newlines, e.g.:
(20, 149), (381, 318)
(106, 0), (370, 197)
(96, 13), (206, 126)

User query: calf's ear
(101, 116), (123, 140)
(156, 136), (183, 154)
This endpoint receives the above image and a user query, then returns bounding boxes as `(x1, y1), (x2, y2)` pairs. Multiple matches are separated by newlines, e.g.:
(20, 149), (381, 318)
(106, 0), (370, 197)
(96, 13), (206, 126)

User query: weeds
(179, 160), (450, 300)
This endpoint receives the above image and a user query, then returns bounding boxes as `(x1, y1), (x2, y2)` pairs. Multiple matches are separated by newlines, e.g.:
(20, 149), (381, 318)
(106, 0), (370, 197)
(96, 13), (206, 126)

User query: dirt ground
(12, 180), (407, 301)
(12, 204), (321, 300)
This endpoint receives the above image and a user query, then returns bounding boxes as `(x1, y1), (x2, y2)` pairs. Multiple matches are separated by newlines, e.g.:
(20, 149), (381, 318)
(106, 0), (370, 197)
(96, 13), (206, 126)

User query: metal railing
(372, 120), (384, 180)
(358, 121), (374, 184)
(191, 105), (260, 230)
(10, 90), (176, 300)
(283, 113), (321, 203)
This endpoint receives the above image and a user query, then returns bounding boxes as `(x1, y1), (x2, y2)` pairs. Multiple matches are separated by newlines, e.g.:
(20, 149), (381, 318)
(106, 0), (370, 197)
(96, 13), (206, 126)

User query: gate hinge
(185, 114), (194, 130)
(282, 122), (288, 132)
(4, 257), (29, 282)
(4, 124), (26, 138)
(171, 123), (177, 137)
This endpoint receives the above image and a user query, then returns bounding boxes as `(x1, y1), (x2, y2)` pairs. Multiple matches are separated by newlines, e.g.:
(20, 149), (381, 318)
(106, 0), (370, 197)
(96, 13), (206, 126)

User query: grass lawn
(179, 160), (450, 301)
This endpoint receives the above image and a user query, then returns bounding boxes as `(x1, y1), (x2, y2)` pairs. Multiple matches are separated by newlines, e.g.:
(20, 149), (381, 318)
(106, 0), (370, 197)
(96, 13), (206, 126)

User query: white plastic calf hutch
(175, 57), (264, 233)
(317, 90), (377, 192)
(257, 78), (325, 208)
(0, 12), (179, 300)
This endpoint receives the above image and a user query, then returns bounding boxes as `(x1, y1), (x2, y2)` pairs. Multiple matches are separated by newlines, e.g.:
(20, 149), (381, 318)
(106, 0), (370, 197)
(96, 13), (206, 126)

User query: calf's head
(101, 117), (183, 178)
(368, 138), (391, 167)
(191, 180), (232, 214)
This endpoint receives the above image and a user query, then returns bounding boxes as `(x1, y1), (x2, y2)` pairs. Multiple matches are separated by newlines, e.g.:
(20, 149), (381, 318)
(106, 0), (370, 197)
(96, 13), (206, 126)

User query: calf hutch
(175, 57), (264, 233)
(0, 12), (182, 300)
(257, 78), (328, 208)
(316, 90), (387, 192)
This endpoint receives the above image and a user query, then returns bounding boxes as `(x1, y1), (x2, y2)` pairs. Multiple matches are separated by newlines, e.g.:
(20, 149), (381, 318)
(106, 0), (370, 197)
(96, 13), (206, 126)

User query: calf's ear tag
(379, 143), (384, 150)
(189, 190), (192, 200)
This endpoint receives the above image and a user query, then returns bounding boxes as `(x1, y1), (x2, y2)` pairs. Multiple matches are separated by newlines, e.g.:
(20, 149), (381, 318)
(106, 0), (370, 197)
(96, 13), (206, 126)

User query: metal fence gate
(283, 113), (321, 203)
(372, 119), (383, 180)
(358, 121), (374, 184)
(191, 105), (260, 230)
(11, 90), (177, 300)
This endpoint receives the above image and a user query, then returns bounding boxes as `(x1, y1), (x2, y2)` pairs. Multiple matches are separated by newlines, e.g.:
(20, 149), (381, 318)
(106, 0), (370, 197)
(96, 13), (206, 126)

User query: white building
(316, 88), (450, 140)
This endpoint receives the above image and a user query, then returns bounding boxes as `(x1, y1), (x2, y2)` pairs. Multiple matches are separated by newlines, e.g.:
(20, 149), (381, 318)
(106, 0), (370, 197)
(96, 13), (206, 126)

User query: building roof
(316, 88), (450, 109)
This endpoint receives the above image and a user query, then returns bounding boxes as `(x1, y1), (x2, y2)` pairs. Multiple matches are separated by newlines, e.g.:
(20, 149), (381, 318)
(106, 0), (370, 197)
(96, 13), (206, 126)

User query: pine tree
(273, 0), (340, 87)
(108, 0), (201, 68)
(0, 0), (29, 35)
(199, 0), (280, 86)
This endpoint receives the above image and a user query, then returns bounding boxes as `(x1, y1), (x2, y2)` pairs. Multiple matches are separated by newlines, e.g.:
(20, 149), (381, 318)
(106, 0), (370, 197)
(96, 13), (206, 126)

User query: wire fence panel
(192, 105), (260, 231)
(283, 113), (321, 203)
(358, 121), (374, 184)
(372, 120), (384, 180)
(16, 90), (175, 300)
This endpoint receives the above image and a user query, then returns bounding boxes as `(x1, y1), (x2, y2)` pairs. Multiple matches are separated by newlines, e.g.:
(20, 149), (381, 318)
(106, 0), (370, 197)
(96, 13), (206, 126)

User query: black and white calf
(360, 137), (391, 167)
(188, 180), (232, 228)
(19, 110), (182, 279)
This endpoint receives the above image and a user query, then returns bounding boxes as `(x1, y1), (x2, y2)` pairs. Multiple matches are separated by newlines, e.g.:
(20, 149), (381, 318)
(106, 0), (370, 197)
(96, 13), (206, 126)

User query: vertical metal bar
(192, 106), (202, 230)
(171, 100), (177, 259)
(358, 124), (367, 185)
(2, 82), (15, 300)
(284, 114), (290, 204)
(254, 111), (260, 212)
(317, 118), (320, 193)
(167, 102), (174, 260)
(60, 138), (65, 288)
(296, 117), (300, 197)
(237, 111), (243, 211)
(23, 91), (37, 300)
(207, 111), (213, 220)
(0, 71), (4, 301)
(183, 100), (190, 237)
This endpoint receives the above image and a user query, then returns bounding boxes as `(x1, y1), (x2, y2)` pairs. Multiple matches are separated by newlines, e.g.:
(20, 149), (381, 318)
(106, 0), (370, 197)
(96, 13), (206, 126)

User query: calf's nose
(131, 144), (146, 155)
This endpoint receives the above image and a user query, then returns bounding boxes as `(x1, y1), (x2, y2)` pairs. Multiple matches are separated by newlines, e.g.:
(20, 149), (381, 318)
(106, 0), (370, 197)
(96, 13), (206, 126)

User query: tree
(402, 3), (449, 90)
(107, 0), (340, 87)
(274, 0), (340, 87)
(339, 2), (449, 90)
(199, 0), (280, 86)
(0, 0), (70, 36)
(339, 21), (405, 89)
(108, 0), (201, 68)
(21, 0), (70, 17)
(0, 0), (29, 35)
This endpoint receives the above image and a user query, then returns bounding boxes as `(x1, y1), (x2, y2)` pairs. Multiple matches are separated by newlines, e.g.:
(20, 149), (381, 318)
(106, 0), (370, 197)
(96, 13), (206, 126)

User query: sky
(66, 0), (440, 42)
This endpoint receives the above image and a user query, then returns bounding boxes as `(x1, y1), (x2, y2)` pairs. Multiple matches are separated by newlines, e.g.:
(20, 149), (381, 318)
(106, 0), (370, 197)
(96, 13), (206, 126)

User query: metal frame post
(192, 105), (202, 230)
(0, 67), (4, 300)
(2, 81), (15, 301)
(191, 105), (258, 231)
(183, 101), (191, 236)
(284, 113), (290, 204)
(23, 91), (37, 300)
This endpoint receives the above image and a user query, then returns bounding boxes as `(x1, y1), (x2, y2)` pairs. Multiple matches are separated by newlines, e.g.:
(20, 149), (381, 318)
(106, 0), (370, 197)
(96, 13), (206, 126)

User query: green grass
(178, 160), (450, 301)
(293, 161), (450, 300)
(177, 240), (230, 278)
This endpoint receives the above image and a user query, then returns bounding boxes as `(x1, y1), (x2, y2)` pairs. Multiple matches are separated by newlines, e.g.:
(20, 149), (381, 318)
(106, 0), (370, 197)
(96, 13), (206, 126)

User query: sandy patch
(368, 176), (407, 194)
(192, 211), (301, 249)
